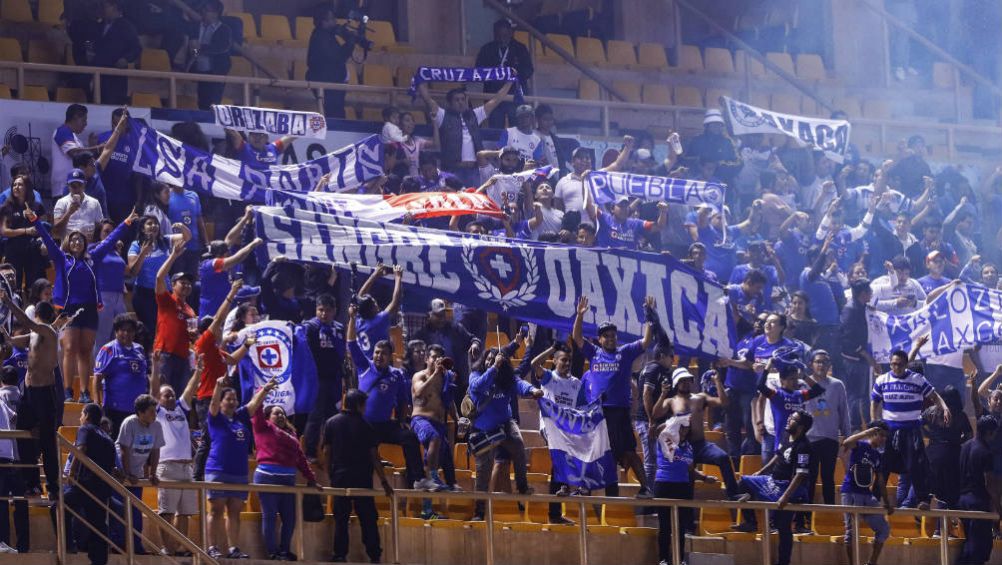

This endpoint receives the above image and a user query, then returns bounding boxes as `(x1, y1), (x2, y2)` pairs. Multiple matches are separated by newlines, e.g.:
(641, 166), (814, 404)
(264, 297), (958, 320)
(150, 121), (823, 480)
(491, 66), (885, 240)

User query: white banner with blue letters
(587, 170), (726, 207)
(539, 398), (617, 489)
(212, 104), (328, 140)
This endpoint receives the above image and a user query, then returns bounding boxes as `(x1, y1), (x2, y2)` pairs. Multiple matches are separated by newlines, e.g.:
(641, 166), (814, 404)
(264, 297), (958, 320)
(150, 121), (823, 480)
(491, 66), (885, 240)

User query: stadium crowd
(2, 33), (1002, 564)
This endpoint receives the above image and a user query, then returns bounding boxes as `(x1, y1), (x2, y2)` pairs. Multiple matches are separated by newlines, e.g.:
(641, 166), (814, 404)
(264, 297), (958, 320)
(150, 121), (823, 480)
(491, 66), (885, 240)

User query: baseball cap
(234, 285), (261, 302)
(703, 109), (725, 125)
(171, 272), (195, 284)
(672, 367), (695, 387)
(614, 196), (631, 207)
(430, 298), (447, 314)
(635, 148), (654, 162)
(66, 169), (86, 186)
(499, 146), (521, 158)
(597, 321), (617, 335)
(515, 104), (534, 117)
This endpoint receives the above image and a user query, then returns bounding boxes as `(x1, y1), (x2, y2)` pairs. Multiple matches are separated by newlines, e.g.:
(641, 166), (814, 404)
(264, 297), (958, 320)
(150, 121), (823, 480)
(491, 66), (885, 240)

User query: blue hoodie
(36, 218), (130, 308)
(468, 366), (535, 432)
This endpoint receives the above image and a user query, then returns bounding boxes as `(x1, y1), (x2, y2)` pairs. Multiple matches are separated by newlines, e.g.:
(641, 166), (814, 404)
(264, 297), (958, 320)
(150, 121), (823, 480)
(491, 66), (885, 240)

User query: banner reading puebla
(212, 104), (327, 140)
(587, 170), (726, 207)
(866, 282), (1002, 363)
(236, 320), (318, 416)
(253, 206), (735, 359)
(120, 118), (383, 202)
(720, 95), (851, 163)
(539, 398), (617, 489)
(266, 189), (503, 223)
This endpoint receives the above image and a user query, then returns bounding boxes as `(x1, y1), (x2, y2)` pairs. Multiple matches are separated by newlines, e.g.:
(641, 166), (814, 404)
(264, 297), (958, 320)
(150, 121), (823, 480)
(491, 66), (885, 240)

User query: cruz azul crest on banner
(237, 321), (318, 415)
(461, 241), (539, 310)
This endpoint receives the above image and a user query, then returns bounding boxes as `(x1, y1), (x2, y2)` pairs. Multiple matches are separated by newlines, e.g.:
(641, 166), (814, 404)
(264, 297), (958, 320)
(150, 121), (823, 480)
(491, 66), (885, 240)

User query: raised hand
(576, 296), (589, 316)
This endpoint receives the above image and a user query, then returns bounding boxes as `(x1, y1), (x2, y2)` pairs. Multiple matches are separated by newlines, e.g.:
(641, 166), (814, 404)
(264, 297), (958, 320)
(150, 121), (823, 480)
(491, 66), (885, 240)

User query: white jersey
(540, 370), (582, 432)
(156, 398), (192, 462)
(500, 127), (543, 162)
(555, 172), (586, 212)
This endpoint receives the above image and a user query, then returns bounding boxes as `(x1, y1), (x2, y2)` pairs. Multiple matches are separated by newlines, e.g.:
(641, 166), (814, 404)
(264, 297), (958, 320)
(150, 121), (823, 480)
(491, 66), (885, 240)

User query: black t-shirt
(75, 423), (117, 495)
(772, 436), (812, 482)
(0, 199), (45, 234)
(322, 411), (377, 488)
(959, 438), (994, 500)
(636, 362), (670, 422)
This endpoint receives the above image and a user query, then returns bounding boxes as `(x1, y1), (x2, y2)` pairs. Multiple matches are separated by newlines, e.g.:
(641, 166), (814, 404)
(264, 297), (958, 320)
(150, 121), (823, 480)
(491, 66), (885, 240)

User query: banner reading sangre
(253, 205), (735, 358)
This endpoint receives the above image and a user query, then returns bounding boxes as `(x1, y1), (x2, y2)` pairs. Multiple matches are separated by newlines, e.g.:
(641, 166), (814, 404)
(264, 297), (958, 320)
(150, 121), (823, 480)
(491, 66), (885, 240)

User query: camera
(441, 357), (455, 371)
(338, 9), (374, 52)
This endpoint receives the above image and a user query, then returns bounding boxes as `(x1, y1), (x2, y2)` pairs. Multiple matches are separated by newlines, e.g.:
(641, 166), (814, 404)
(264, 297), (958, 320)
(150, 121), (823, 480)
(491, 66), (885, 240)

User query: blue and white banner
(406, 66), (525, 104)
(538, 398), (617, 489)
(237, 321), (318, 415)
(867, 282), (1002, 363)
(721, 95), (851, 164)
(212, 104), (327, 140)
(254, 205), (736, 358)
(587, 170), (726, 208)
(119, 118), (383, 202)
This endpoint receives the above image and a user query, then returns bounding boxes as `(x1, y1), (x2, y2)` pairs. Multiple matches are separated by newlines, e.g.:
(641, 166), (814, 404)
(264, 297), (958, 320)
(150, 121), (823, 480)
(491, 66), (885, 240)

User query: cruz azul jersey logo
(461, 241), (539, 311)
(251, 325), (293, 383)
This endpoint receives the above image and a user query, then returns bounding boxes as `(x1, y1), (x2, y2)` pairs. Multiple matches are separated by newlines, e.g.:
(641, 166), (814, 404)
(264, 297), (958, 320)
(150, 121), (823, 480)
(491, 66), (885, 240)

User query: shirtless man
(3, 290), (63, 497)
(652, 366), (740, 499)
(411, 344), (459, 494)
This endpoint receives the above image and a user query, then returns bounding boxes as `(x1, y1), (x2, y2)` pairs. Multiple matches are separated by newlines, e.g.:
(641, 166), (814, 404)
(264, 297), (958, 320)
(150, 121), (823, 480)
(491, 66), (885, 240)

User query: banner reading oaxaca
(120, 118), (383, 202)
(720, 95), (851, 163)
(237, 320), (319, 416)
(254, 206), (735, 359)
(866, 282), (1002, 363)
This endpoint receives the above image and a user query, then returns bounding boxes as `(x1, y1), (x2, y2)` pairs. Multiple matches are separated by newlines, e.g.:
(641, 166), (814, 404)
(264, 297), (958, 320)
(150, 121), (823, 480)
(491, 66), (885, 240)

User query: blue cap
(66, 168), (86, 185)
(234, 285), (261, 303)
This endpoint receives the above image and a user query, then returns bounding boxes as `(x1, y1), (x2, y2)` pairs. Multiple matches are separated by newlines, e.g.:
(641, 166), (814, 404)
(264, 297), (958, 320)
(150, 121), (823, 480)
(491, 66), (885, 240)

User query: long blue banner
(118, 118), (383, 202)
(254, 205), (735, 358)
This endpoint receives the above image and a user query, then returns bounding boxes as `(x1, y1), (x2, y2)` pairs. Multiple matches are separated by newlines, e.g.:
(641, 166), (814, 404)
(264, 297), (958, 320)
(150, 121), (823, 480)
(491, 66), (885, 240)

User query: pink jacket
(251, 410), (317, 483)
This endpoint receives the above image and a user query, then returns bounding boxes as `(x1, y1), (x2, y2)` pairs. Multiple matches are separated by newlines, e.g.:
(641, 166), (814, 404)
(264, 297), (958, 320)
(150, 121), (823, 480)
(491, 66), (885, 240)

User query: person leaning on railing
(65, 403), (118, 565)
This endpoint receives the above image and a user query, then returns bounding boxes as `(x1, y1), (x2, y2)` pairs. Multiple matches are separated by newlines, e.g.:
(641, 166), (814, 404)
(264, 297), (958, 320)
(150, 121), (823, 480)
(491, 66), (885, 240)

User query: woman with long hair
(127, 216), (190, 332)
(30, 205), (138, 403)
(92, 219), (128, 355)
(0, 175), (46, 292)
(141, 182), (173, 239)
(785, 291), (818, 345)
(921, 384), (972, 533)
(24, 278), (52, 320)
(251, 404), (319, 560)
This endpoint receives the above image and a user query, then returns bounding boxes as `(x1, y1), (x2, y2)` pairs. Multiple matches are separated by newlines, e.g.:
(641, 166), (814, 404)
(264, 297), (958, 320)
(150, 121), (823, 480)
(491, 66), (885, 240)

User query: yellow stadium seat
(637, 42), (668, 70)
(578, 78), (602, 101)
(139, 48), (170, 71)
(575, 37), (606, 66)
(293, 60), (307, 81)
(735, 51), (765, 77)
(528, 447), (551, 474)
(232, 12), (259, 41)
(0, 38), (23, 62)
(38, 0), (61, 24)
(131, 92), (162, 108)
(395, 66), (415, 87)
(486, 331), (511, 349)
(0, 85), (10, 99)
(706, 88), (729, 108)
(361, 63), (393, 87)
(28, 39), (61, 64)
(55, 87), (86, 103)
(771, 93), (802, 114)
(453, 443), (470, 471)
(260, 14), (292, 41)
(228, 55), (253, 77)
(811, 510), (844, 536)
(258, 58), (289, 79)
(641, 84), (671, 105)
(931, 62), (955, 89)
(258, 100), (286, 110)
(1, 0), (33, 22)
(379, 443), (406, 468)
(677, 45), (703, 72)
(612, 81), (641, 103)
(516, 30), (545, 60)
(738, 455), (762, 475)
(58, 426), (79, 442)
(19, 85), (49, 101)
(295, 16), (314, 40)
(343, 107), (357, 120)
(604, 40), (636, 68)
(176, 94), (199, 110)
(704, 47), (734, 73)
(543, 33), (574, 62)
(795, 53), (826, 80)
(367, 19), (396, 48)
(862, 99), (892, 119)
(765, 51), (795, 77)
(673, 86), (702, 107)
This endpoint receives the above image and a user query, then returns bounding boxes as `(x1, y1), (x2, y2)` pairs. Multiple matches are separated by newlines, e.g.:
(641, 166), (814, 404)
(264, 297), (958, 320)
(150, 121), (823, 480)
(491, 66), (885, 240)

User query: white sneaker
(0, 542), (18, 554)
(413, 478), (441, 492)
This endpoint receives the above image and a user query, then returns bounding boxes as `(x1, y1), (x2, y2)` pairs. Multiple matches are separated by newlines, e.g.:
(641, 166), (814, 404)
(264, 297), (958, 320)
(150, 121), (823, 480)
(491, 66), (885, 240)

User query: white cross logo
(490, 255), (513, 278)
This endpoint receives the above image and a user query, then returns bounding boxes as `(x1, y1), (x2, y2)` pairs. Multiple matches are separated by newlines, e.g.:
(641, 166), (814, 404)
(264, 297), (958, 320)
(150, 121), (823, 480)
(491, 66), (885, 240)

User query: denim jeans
(761, 432), (776, 464)
(633, 420), (656, 489)
(254, 470), (297, 555)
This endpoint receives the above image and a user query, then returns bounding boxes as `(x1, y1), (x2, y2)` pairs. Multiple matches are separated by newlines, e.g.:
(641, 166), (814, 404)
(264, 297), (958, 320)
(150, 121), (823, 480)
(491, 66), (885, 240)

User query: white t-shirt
(156, 398), (193, 462)
(116, 415), (166, 477)
(555, 172), (586, 213)
(534, 129), (558, 167)
(399, 136), (431, 177)
(54, 193), (104, 240)
(478, 164), (523, 209)
(540, 370), (582, 432)
(51, 124), (82, 197)
(380, 122), (406, 144)
(531, 206), (564, 239)
(434, 106), (488, 163)
(499, 127), (543, 162)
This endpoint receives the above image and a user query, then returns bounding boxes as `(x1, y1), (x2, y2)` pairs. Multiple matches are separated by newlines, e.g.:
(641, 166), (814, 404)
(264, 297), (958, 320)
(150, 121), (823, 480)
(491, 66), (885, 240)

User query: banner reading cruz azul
(212, 104), (327, 140)
(120, 118), (383, 202)
(720, 95), (851, 163)
(254, 206), (735, 359)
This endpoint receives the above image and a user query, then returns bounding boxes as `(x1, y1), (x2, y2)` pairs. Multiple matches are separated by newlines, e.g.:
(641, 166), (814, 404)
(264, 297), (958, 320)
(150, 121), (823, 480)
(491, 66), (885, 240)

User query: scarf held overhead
(236, 320), (318, 416)
(538, 398), (617, 489)
(266, 189), (503, 222)
(253, 205), (735, 359)
(407, 66), (525, 104)
(212, 104), (327, 140)
(720, 95), (851, 163)
(119, 118), (383, 202)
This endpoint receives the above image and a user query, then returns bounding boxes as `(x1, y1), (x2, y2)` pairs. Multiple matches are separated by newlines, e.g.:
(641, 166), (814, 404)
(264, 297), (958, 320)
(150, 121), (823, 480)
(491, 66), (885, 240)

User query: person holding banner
(225, 129), (294, 171)
(354, 264), (404, 357)
(583, 188), (669, 251)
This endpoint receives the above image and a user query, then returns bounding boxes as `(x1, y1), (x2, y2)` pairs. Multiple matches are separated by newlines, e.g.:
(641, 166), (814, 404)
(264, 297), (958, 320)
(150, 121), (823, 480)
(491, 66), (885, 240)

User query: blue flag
(236, 321), (318, 415)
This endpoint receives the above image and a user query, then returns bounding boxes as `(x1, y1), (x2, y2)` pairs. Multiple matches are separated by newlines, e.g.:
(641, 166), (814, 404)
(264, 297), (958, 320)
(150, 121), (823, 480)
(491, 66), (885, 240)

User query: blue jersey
(750, 335), (800, 366)
(841, 440), (882, 495)
(799, 269), (841, 325)
(3, 347), (27, 385)
(596, 211), (647, 250)
(350, 341), (409, 423)
(238, 141), (283, 170)
(95, 341), (149, 413)
(167, 189), (202, 251)
(918, 275), (950, 294)
(355, 311), (391, 357)
(128, 240), (170, 290)
(96, 130), (134, 206)
(775, 229), (809, 290)
(727, 284), (766, 323)
(206, 406), (251, 475)
(468, 367), (535, 432)
(656, 440), (693, 483)
(758, 371), (824, 449)
(871, 370), (933, 429)
(581, 339), (645, 408)
(729, 264), (779, 309)
(725, 334), (758, 393)
(198, 258), (230, 318)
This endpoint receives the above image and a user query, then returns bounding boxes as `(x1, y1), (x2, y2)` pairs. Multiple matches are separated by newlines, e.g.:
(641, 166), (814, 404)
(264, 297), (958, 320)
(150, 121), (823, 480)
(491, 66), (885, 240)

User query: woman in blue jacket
(29, 205), (137, 402)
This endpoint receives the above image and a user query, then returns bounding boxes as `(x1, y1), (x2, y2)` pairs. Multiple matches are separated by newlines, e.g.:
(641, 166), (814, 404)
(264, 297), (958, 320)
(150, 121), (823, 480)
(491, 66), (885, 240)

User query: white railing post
(670, 503), (682, 565)
(124, 496), (135, 565)
(760, 508), (770, 565)
(391, 490), (401, 564)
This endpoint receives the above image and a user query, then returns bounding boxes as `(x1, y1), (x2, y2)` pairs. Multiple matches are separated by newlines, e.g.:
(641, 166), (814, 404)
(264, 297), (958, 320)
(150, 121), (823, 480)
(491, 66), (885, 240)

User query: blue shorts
(411, 416), (447, 446)
(205, 471), (248, 500)
(739, 475), (808, 504)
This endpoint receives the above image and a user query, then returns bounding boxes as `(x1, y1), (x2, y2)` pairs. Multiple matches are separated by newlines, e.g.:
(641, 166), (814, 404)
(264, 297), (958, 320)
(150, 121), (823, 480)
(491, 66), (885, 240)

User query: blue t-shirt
(94, 341), (149, 413)
(729, 263), (779, 309)
(238, 141), (283, 170)
(818, 227), (865, 272)
(350, 341), (409, 423)
(775, 229), (809, 290)
(727, 284), (766, 323)
(596, 210), (646, 250)
(91, 239), (126, 294)
(758, 371), (823, 449)
(581, 339), (645, 408)
(198, 258), (229, 318)
(206, 406), (252, 475)
(127, 240), (170, 290)
(656, 440), (693, 483)
(468, 367), (535, 432)
(168, 189), (202, 251)
(799, 269), (840, 325)
(841, 440), (882, 495)
(750, 335), (799, 366)
(725, 334), (757, 393)
(918, 275), (950, 294)
(96, 130), (134, 206)
(3, 347), (27, 385)
(355, 311), (391, 357)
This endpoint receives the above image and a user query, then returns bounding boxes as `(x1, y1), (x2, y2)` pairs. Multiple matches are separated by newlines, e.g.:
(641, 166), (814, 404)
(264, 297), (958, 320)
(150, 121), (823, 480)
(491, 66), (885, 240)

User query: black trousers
(65, 485), (110, 565)
(303, 379), (341, 458)
(372, 421), (424, 484)
(331, 493), (380, 561)
(654, 481), (693, 564)
(884, 425), (930, 506)
(193, 398), (211, 481)
(775, 507), (796, 565)
(323, 89), (346, 119)
(926, 441), (961, 507)
(17, 385), (62, 497)
(0, 464), (28, 552)
(958, 492), (993, 564)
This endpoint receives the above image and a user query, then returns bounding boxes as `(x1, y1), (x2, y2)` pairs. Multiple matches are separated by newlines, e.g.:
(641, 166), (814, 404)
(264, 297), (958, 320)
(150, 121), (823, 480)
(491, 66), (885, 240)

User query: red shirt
(155, 291), (194, 358)
(195, 331), (228, 400)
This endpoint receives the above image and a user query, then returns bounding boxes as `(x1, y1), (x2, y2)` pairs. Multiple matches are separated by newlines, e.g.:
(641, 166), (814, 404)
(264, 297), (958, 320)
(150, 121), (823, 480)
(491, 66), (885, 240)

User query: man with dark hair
(113, 393), (164, 553)
(555, 146), (592, 216)
(872, 255), (926, 316)
(353, 264), (404, 357)
(411, 343), (460, 504)
(347, 304), (435, 491)
(475, 18), (533, 128)
(840, 420), (892, 565)
(840, 279), (879, 429)
(498, 104), (543, 163)
(322, 389), (394, 563)
(956, 415), (1000, 565)
(51, 104), (103, 200)
(533, 104), (568, 171)
(637, 343), (673, 490)
(66, 403), (117, 565)
(575, 222), (597, 246)
(302, 294), (347, 460)
(726, 269), (768, 322)
(91, 0), (141, 105)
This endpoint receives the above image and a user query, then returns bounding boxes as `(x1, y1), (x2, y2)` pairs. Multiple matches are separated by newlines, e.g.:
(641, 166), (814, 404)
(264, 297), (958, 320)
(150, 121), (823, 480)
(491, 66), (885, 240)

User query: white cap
(704, 109), (725, 125)
(430, 298), (447, 314)
(672, 367), (695, 387)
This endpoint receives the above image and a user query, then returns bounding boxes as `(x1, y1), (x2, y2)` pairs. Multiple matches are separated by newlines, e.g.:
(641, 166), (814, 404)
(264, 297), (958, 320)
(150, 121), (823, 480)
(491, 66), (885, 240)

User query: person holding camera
(187, 0), (232, 110)
(307, 7), (366, 119)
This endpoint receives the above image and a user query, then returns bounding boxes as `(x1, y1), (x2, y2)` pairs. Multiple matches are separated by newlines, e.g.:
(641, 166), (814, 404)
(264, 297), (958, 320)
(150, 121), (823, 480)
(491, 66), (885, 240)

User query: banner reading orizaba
(236, 320), (318, 416)
(866, 282), (1002, 363)
(254, 206), (736, 359)
(720, 95), (851, 163)
(212, 104), (327, 140)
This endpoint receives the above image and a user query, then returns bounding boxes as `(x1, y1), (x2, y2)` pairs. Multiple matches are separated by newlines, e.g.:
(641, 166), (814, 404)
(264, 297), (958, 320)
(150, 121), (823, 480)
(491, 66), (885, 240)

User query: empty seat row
(0, 0), (62, 25)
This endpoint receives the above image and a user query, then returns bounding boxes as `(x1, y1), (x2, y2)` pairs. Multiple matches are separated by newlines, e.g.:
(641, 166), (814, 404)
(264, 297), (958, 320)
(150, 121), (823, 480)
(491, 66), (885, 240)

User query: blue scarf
(407, 66), (525, 104)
